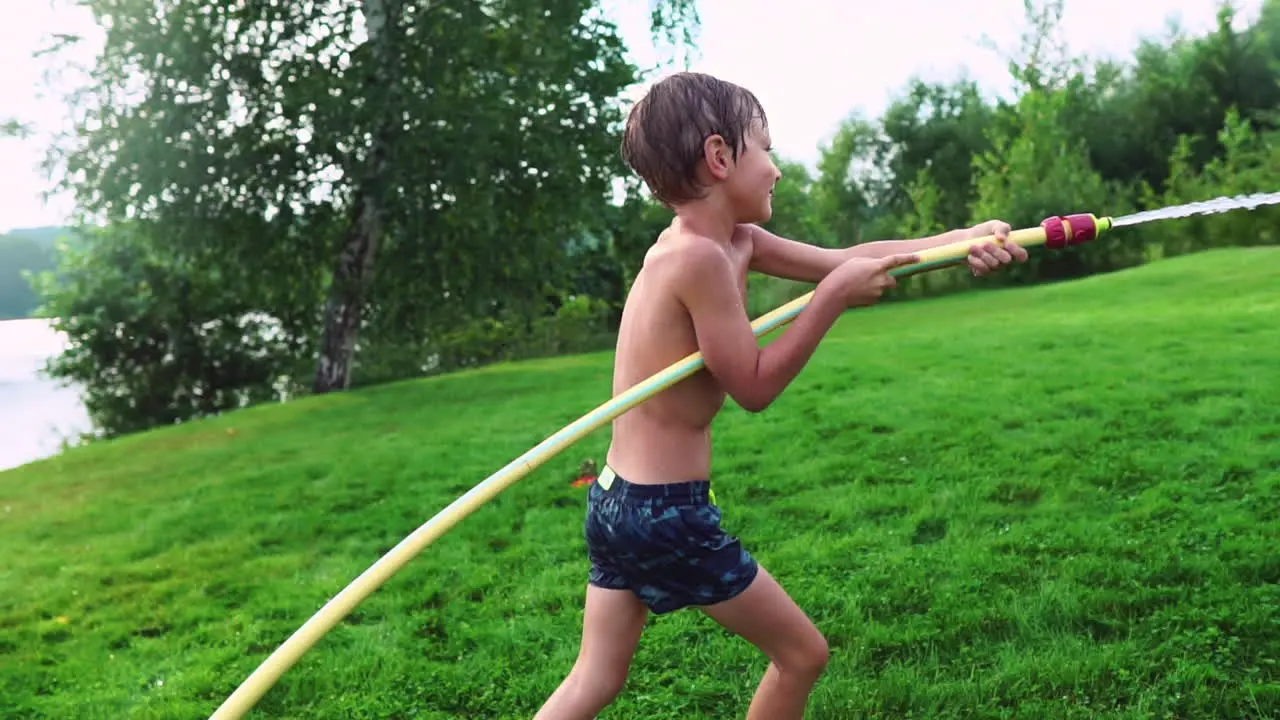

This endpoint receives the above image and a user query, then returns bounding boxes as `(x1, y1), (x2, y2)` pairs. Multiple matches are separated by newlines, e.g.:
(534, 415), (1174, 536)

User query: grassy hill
(2, 248), (1277, 719)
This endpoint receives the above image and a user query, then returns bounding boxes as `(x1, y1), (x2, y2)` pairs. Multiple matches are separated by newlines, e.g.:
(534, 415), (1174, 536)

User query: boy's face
(724, 120), (781, 224)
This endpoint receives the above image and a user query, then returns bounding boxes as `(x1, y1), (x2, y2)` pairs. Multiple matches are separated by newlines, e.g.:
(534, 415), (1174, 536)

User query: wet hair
(621, 71), (768, 208)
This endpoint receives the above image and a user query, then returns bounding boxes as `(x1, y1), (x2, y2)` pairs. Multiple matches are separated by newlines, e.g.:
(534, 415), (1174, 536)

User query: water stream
(1111, 191), (1280, 228)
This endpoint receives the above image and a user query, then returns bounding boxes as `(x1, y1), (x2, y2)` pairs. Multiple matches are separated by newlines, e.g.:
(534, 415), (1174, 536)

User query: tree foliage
(2, 119), (31, 138)
(32, 224), (310, 438)
(38, 0), (698, 437)
(799, 0), (1280, 294)
(968, 86), (1133, 283)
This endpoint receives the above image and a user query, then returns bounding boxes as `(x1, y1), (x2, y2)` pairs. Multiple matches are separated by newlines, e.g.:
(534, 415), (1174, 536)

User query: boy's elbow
(735, 390), (774, 413)
(736, 367), (778, 413)
(713, 359), (774, 412)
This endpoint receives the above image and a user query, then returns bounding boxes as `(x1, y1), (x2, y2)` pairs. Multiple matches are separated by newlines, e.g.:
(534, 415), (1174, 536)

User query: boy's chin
(741, 200), (772, 224)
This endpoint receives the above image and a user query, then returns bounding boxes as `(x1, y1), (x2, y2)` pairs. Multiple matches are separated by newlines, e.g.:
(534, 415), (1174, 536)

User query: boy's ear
(702, 134), (733, 180)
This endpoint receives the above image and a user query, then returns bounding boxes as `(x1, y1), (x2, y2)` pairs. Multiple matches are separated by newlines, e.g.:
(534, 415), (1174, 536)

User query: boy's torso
(605, 224), (754, 485)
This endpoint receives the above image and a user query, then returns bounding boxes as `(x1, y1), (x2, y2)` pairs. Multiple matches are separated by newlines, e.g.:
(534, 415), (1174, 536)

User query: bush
(969, 88), (1142, 284)
(1138, 108), (1280, 258)
(351, 292), (618, 386)
(31, 225), (310, 439)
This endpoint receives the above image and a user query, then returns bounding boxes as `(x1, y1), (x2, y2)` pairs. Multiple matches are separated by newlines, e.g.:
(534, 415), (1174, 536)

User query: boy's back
(607, 222), (755, 485)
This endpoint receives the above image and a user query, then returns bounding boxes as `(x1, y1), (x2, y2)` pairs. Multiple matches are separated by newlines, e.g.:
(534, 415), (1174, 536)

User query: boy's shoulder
(646, 223), (757, 283)
(622, 225), (756, 330)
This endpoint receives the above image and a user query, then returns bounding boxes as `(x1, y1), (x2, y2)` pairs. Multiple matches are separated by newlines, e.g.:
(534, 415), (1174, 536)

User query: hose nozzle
(1041, 213), (1113, 249)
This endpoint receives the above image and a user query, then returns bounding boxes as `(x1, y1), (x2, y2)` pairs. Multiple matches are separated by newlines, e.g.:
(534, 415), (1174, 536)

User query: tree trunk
(313, 193), (384, 392)
(313, 0), (395, 394)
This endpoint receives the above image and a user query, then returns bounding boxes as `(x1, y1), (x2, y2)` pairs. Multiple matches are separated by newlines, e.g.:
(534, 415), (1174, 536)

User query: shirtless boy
(534, 72), (1026, 720)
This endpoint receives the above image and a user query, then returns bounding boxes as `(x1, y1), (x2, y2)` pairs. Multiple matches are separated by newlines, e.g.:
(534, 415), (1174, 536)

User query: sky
(0, 0), (1263, 234)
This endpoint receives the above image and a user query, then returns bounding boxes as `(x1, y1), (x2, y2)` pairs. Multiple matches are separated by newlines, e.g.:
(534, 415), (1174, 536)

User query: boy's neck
(672, 196), (738, 245)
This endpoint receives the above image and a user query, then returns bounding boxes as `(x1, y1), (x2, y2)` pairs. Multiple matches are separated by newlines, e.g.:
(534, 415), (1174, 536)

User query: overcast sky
(0, 0), (1261, 233)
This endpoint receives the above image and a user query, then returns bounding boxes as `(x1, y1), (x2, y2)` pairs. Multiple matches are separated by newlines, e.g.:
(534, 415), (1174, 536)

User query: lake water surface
(0, 318), (91, 472)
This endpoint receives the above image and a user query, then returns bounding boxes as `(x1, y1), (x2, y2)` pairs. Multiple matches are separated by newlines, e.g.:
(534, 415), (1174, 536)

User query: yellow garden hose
(209, 213), (1111, 719)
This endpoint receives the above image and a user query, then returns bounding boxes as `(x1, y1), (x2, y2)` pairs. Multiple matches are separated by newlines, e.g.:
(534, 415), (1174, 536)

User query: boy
(534, 72), (1026, 720)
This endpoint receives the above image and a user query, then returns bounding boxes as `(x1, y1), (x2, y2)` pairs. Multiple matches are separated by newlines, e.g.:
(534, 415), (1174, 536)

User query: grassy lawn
(2, 247), (1278, 719)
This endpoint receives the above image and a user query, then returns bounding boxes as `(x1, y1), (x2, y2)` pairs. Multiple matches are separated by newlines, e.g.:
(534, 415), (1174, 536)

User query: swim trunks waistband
(597, 465), (713, 504)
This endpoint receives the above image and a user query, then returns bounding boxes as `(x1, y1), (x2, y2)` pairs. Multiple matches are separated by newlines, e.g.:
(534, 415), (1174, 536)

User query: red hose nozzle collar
(1041, 214), (1100, 250)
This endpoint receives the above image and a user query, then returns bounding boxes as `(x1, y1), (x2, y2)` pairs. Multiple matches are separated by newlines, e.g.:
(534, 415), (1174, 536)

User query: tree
(810, 113), (880, 247)
(969, 87), (1134, 282)
(981, 0), (1080, 95)
(1144, 108), (1280, 257)
(1, 119), (30, 138)
(32, 223), (310, 438)
(874, 78), (996, 230)
(762, 156), (831, 246)
(44, 0), (699, 405)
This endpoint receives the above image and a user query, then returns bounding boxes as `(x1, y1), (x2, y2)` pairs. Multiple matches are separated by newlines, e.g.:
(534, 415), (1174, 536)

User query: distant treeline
(0, 227), (67, 320)
(741, 0), (1280, 313)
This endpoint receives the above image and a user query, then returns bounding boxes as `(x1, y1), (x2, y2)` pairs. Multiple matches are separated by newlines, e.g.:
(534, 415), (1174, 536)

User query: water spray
(208, 192), (1280, 719)
(1110, 191), (1280, 227)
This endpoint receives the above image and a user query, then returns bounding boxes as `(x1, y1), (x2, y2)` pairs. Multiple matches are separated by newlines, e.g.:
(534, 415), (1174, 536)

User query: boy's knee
(804, 634), (830, 674)
(780, 632), (829, 679)
(596, 668), (630, 702)
(572, 663), (629, 705)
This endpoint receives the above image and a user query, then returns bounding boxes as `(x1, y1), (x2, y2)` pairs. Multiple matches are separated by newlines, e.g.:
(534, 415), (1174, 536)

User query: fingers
(871, 253), (916, 294)
(992, 222), (1027, 262)
(968, 242), (1011, 275)
(967, 220), (1025, 276)
(881, 252), (921, 271)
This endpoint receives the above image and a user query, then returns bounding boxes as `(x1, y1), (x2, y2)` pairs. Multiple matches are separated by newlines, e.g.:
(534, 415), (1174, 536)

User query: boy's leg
(699, 565), (830, 720)
(534, 584), (649, 720)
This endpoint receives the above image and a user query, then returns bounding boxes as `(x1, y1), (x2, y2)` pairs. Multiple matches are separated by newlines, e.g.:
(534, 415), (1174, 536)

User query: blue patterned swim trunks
(584, 466), (759, 614)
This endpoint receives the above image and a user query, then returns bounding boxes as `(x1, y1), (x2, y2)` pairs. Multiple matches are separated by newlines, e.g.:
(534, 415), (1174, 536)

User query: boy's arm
(673, 242), (848, 413)
(748, 223), (1007, 284)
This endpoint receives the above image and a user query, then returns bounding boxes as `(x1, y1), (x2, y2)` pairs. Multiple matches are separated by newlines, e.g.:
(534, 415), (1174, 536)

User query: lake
(0, 318), (91, 472)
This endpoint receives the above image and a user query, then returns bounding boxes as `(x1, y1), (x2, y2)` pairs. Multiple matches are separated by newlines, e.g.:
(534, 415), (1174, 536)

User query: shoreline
(0, 317), (91, 472)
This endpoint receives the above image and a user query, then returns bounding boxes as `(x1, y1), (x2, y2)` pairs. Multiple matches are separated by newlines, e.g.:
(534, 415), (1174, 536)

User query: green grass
(3, 247), (1278, 719)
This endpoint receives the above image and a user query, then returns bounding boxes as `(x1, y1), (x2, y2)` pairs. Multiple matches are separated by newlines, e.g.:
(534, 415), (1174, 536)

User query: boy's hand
(965, 219), (1027, 275)
(824, 252), (921, 307)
